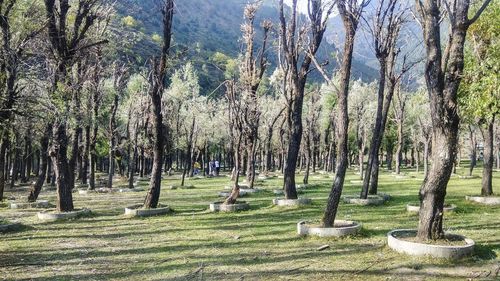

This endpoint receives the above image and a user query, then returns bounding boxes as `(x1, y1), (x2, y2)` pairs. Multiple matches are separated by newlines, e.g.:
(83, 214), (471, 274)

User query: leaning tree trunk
(51, 122), (74, 212)
(395, 120), (403, 174)
(303, 133), (311, 185)
(28, 124), (51, 202)
(468, 126), (477, 176)
(245, 141), (257, 189)
(481, 117), (495, 196)
(0, 134), (9, 201)
(225, 135), (243, 205)
(362, 60), (386, 199)
(283, 92), (303, 200)
(417, 125), (458, 239)
(143, 94), (164, 209)
(322, 9), (357, 227)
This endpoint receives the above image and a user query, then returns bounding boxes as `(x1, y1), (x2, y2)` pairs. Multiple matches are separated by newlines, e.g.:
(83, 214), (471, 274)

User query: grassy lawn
(0, 167), (499, 281)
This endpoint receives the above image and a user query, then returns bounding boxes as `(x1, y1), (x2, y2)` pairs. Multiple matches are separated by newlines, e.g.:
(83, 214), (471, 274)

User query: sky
(284, 0), (309, 13)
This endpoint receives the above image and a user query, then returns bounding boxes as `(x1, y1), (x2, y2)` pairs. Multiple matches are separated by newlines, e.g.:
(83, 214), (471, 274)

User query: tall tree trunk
(0, 133), (9, 201)
(362, 60), (386, 198)
(480, 117), (495, 196)
(395, 120), (403, 174)
(322, 0), (362, 227)
(51, 122), (74, 212)
(28, 124), (51, 202)
(468, 126), (477, 176)
(303, 133), (311, 185)
(82, 125), (90, 184)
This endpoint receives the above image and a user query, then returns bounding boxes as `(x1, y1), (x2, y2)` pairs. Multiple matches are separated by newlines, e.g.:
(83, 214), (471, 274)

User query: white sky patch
(284, 0), (309, 13)
(283, 0), (338, 17)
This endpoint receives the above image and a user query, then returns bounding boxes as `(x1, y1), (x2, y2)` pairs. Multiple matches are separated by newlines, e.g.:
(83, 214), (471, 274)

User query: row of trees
(0, 0), (497, 241)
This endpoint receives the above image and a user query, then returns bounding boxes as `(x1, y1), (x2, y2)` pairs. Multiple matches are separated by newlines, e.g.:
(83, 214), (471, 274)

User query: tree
(143, 0), (174, 209)
(278, 0), (336, 200)
(43, 0), (108, 212)
(0, 0), (44, 201)
(349, 80), (376, 179)
(107, 63), (128, 189)
(415, 0), (492, 240)
(321, 0), (369, 227)
(362, 0), (407, 198)
(239, 3), (271, 189)
(459, 1), (499, 196)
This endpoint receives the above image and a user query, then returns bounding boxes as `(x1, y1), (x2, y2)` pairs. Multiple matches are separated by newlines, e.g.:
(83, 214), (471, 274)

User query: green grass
(0, 168), (499, 281)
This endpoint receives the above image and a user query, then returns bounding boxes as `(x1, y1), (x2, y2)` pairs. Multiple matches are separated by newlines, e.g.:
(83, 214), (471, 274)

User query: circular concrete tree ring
(466, 196), (500, 205)
(10, 200), (50, 209)
(297, 220), (361, 237)
(240, 188), (261, 194)
(224, 185), (249, 190)
(406, 203), (456, 213)
(273, 189), (284, 195)
(387, 229), (475, 259)
(124, 204), (171, 217)
(350, 180), (363, 184)
(78, 189), (93, 195)
(459, 175), (477, 179)
(378, 193), (392, 201)
(343, 195), (385, 206)
(119, 188), (144, 193)
(0, 222), (22, 233)
(273, 198), (312, 206)
(257, 176), (268, 180)
(37, 209), (91, 221)
(209, 201), (250, 212)
(218, 190), (248, 197)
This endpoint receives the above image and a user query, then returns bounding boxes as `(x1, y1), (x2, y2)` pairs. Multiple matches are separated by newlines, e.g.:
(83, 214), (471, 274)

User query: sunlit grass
(0, 167), (498, 280)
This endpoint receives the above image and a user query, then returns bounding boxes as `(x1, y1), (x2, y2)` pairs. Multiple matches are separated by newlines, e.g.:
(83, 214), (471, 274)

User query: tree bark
(0, 133), (9, 201)
(480, 117), (495, 196)
(28, 124), (51, 202)
(143, 0), (173, 208)
(322, 0), (363, 227)
(51, 122), (74, 212)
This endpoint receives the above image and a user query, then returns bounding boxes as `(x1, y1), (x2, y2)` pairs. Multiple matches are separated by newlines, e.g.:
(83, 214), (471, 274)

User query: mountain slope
(113, 0), (379, 93)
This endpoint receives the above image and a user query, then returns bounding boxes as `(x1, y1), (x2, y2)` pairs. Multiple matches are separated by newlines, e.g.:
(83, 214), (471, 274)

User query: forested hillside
(113, 0), (379, 94)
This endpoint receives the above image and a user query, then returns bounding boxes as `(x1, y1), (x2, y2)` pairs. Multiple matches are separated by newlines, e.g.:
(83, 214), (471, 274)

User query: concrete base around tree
(406, 203), (456, 213)
(465, 195), (500, 205)
(296, 184), (309, 189)
(10, 200), (50, 209)
(37, 209), (91, 221)
(0, 222), (22, 233)
(273, 189), (284, 195)
(124, 204), (171, 217)
(118, 188), (145, 193)
(272, 198), (312, 206)
(224, 185), (249, 190)
(297, 220), (361, 237)
(387, 229), (475, 259)
(78, 188), (115, 195)
(343, 195), (386, 206)
(240, 188), (261, 194)
(209, 201), (250, 212)
(218, 190), (248, 197)
(459, 175), (478, 179)
(166, 184), (195, 190)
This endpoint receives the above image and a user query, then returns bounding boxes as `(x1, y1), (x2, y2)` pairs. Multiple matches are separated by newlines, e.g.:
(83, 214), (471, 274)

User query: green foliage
(459, 1), (500, 122)
(121, 15), (138, 27)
